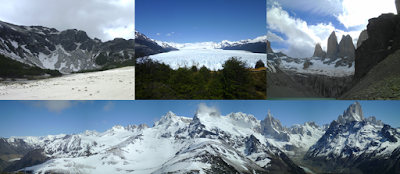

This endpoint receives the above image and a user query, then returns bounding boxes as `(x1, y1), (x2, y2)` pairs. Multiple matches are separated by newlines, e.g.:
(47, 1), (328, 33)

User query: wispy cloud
(192, 27), (197, 30)
(103, 121), (107, 124)
(157, 33), (160, 35)
(166, 33), (171, 36)
(23, 101), (87, 113)
(103, 101), (115, 111)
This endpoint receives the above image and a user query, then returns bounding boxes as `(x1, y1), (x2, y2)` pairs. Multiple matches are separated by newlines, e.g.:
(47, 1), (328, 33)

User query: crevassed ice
(147, 49), (267, 70)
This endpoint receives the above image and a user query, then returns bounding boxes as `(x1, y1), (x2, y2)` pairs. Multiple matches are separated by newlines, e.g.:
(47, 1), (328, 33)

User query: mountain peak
(337, 101), (364, 124)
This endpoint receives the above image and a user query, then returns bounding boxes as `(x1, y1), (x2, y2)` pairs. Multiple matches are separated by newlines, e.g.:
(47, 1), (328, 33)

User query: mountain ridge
(0, 20), (134, 74)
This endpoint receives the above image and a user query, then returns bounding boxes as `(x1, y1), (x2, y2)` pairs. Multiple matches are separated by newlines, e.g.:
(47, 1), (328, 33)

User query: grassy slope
(339, 49), (400, 100)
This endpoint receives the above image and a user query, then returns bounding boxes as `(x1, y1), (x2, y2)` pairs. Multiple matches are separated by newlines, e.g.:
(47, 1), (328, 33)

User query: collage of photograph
(0, 0), (399, 173)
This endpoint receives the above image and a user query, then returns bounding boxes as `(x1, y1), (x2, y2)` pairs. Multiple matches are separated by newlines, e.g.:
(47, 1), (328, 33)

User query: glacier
(146, 49), (267, 70)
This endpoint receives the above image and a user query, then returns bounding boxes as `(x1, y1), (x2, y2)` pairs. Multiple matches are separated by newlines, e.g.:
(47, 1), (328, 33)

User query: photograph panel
(0, 0), (135, 100)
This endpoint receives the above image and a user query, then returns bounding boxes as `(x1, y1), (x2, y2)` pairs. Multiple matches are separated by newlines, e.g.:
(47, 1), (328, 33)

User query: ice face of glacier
(147, 49), (266, 70)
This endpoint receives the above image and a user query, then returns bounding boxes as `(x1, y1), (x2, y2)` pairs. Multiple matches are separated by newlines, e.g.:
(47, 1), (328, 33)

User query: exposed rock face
(326, 31), (339, 59)
(0, 20), (134, 73)
(267, 40), (274, 53)
(338, 35), (356, 62)
(303, 60), (313, 69)
(312, 43), (326, 58)
(357, 30), (369, 48)
(4, 149), (49, 172)
(223, 42), (267, 53)
(354, 13), (400, 82)
(260, 111), (291, 142)
(291, 73), (354, 98)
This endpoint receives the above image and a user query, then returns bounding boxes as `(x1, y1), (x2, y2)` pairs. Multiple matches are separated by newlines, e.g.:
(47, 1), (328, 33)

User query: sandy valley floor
(0, 66), (134, 100)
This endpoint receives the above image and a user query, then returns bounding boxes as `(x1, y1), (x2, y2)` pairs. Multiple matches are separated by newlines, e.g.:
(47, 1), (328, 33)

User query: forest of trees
(0, 54), (62, 78)
(135, 56), (266, 99)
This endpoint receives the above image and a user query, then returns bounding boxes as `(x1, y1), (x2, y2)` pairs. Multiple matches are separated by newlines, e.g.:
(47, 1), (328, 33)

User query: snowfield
(145, 49), (267, 70)
(0, 66), (134, 100)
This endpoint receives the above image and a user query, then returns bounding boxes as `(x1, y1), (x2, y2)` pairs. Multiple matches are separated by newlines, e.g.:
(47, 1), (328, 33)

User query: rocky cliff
(338, 35), (356, 62)
(0, 20), (134, 73)
(267, 40), (274, 53)
(354, 13), (400, 82)
(312, 43), (326, 58)
(290, 73), (354, 98)
(326, 31), (339, 59)
(356, 30), (368, 48)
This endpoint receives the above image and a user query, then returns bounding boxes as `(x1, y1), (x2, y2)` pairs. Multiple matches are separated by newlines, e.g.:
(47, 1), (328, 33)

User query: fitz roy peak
(0, 20), (134, 73)
(303, 101), (400, 174)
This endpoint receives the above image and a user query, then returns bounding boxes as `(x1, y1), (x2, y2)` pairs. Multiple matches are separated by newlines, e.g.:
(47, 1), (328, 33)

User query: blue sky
(267, 0), (397, 58)
(1, 100), (399, 138)
(136, 0), (266, 43)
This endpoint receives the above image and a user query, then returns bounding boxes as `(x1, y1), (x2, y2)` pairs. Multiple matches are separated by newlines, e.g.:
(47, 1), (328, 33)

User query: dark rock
(267, 40), (274, 53)
(326, 31), (339, 59)
(223, 41), (267, 53)
(354, 13), (399, 82)
(312, 43), (326, 58)
(290, 73), (354, 98)
(357, 30), (368, 48)
(4, 149), (49, 172)
(338, 35), (356, 62)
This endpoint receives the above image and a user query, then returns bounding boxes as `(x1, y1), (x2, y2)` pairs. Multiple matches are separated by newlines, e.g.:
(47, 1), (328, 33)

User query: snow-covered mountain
(2, 102), (399, 174)
(135, 30), (266, 56)
(151, 35), (266, 51)
(303, 101), (400, 174)
(4, 106), (308, 174)
(0, 20), (134, 73)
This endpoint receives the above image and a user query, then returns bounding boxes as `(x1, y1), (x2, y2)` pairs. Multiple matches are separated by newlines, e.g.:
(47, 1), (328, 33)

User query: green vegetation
(74, 58), (135, 74)
(0, 54), (62, 78)
(136, 56), (266, 99)
(255, 59), (265, 69)
(351, 75), (400, 100)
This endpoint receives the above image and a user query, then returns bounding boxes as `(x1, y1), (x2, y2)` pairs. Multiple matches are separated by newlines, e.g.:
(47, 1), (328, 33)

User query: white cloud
(271, 0), (343, 16)
(25, 101), (86, 113)
(0, 0), (134, 41)
(172, 32), (174, 34)
(267, 1), (364, 57)
(166, 33), (171, 36)
(157, 33), (160, 35)
(336, 0), (396, 29)
(268, 2), (329, 57)
(267, 31), (285, 43)
(103, 101), (115, 111)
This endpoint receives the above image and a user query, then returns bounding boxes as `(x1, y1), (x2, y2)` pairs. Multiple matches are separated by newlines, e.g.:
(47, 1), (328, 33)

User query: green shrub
(255, 59), (265, 68)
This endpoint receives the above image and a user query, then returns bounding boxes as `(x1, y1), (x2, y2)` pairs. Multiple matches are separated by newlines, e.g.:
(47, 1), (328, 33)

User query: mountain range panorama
(0, 20), (135, 73)
(134, 30), (267, 57)
(0, 102), (399, 173)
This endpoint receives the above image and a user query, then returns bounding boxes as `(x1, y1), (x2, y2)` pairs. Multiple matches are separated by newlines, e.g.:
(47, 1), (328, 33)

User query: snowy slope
(268, 52), (354, 77)
(17, 105), (306, 174)
(152, 35), (266, 50)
